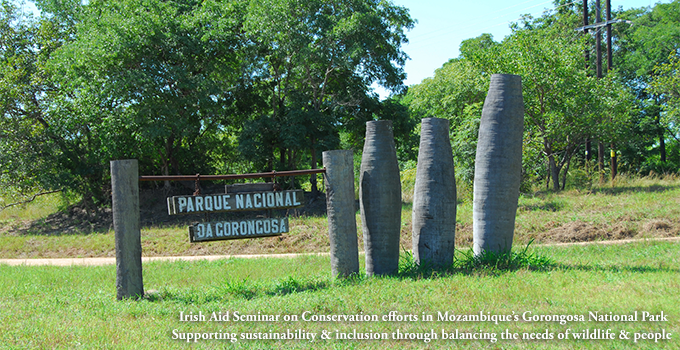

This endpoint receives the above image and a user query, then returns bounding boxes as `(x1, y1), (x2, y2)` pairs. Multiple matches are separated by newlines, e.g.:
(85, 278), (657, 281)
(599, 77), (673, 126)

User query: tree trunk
(473, 74), (524, 256)
(598, 142), (605, 182)
(562, 154), (572, 191)
(412, 118), (457, 267)
(659, 129), (667, 163)
(360, 120), (401, 276)
(549, 153), (560, 192)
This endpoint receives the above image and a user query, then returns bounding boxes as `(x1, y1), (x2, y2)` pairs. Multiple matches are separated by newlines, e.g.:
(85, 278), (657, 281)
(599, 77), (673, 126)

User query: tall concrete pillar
(111, 159), (144, 299)
(473, 74), (524, 256)
(360, 120), (401, 276)
(412, 118), (457, 267)
(323, 150), (360, 277)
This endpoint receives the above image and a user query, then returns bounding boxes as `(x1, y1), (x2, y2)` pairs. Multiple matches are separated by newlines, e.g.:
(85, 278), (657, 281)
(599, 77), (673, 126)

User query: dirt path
(1, 237), (679, 267)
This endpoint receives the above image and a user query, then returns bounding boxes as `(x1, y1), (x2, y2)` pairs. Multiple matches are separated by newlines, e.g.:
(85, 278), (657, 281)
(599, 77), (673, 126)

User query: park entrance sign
(167, 190), (303, 215)
(167, 189), (304, 242)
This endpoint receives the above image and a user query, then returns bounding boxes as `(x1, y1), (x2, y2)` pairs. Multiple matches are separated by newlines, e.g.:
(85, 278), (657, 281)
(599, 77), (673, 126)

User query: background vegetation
(1, 0), (679, 211)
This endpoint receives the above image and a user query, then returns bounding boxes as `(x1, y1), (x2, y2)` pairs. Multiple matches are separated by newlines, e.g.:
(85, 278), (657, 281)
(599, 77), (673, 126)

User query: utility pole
(607, 0), (618, 180)
(577, 0), (631, 182)
(596, 0), (605, 182)
(583, 0), (592, 167)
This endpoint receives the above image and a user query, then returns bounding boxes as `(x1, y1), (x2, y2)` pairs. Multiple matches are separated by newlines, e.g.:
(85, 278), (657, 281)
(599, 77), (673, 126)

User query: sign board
(167, 190), (303, 215)
(167, 188), (303, 243)
(189, 217), (289, 242)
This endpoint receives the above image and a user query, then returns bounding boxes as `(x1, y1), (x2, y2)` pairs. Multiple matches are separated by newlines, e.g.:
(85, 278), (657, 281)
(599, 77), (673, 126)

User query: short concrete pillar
(360, 120), (402, 276)
(111, 159), (144, 300)
(473, 74), (524, 256)
(323, 150), (360, 277)
(412, 118), (457, 267)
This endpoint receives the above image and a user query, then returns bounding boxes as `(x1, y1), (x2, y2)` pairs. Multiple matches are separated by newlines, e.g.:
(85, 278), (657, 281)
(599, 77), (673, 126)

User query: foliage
(239, 0), (415, 193)
(616, 0), (680, 169)
(0, 0), (416, 205)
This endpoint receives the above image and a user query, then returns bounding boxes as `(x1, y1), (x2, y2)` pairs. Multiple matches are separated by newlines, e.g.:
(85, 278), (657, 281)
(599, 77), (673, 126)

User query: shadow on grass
(552, 263), (680, 274)
(518, 200), (565, 212)
(149, 277), (332, 303)
(587, 185), (680, 196)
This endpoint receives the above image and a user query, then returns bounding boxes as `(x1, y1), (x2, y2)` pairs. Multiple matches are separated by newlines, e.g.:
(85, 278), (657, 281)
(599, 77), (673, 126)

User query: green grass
(0, 175), (678, 259)
(1, 241), (679, 349)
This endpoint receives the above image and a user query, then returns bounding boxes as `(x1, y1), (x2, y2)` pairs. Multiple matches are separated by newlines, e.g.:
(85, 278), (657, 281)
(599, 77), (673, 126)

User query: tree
(616, 0), (680, 167)
(403, 58), (487, 183)
(240, 0), (414, 193)
(52, 0), (247, 182)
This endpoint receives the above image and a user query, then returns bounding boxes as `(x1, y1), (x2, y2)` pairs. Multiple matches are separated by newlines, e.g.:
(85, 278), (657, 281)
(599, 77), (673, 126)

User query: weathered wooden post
(412, 118), (457, 267)
(473, 74), (524, 256)
(323, 150), (360, 277)
(111, 159), (144, 300)
(360, 120), (401, 276)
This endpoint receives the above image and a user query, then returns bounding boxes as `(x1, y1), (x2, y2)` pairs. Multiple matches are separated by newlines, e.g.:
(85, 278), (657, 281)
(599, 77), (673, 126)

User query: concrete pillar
(111, 159), (144, 299)
(412, 118), (457, 267)
(473, 74), (524, 256)
(323, 150), (360, 277)
(360, 120), (401, 276)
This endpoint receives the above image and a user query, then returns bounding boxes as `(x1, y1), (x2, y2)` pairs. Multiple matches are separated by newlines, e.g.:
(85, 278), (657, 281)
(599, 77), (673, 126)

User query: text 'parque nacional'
(167, 190), (303, 215)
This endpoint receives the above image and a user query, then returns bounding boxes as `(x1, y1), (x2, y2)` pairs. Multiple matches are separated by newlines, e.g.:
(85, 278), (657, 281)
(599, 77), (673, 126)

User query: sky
(380, 0), (674, 97)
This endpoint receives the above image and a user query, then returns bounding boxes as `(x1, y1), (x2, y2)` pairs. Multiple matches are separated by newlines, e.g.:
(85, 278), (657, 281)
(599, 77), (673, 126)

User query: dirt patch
(536, 219), (679, 244)
(641, 220), (679, 237)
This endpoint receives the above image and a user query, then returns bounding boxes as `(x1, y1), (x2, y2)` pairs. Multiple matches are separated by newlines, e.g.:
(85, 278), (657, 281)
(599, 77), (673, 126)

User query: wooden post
(323, 150), (360, 277)
(111, 159), (144, 300)
(412, 118), (457, 267)
(473, 74), (524, 256)
(360, 120), (401, 276)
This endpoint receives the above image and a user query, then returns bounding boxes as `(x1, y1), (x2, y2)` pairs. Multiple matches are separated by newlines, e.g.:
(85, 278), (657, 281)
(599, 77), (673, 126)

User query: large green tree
(616, 0), (680, 171)
(53, 0), (247, 181)
(239, 0), (414, 193)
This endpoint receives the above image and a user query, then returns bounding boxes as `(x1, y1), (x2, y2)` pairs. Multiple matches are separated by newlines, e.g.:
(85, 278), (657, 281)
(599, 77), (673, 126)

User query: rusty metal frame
(138, 168), (326, 182)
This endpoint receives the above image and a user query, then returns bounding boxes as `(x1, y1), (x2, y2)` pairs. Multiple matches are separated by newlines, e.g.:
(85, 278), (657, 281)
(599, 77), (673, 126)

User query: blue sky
(383, 0), (674, 97)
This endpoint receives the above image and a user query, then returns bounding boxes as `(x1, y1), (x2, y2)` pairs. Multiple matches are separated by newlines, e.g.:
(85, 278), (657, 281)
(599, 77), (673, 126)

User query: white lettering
(186, 198), (195, 212)
(236, 194), (244, 209)
(216, 223), (223, 237)
(266, 192), (275, 207)
(178, 197), (187, 213)
(293, 192), (301, 206)
(205, 196), (213, 211)
(245, 195), (253, 209)
(195, 197), (204, 212)
(254, 193), (262, 208)
(223, 195), (231, 209)
(275, 192), (284, 206)
(285, 192), (292, 206)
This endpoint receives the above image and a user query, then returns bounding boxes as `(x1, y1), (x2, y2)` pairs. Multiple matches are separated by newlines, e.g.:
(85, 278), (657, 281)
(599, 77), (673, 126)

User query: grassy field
(0, 241), (678, 349)
(0, 175), (679, 349)
(0, 174), (678, 258)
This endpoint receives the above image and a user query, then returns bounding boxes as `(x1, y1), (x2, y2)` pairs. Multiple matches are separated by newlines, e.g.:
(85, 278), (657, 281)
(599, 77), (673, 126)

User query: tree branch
(0, 190), (62, 212)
